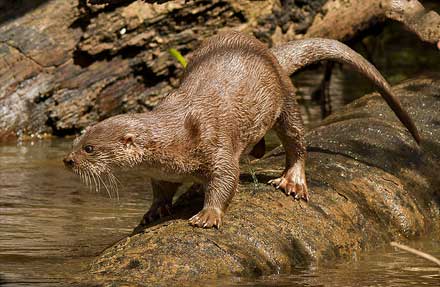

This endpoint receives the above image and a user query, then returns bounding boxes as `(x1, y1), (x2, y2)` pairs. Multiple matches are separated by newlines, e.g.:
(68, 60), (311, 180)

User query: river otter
(63, 31), (420, 229)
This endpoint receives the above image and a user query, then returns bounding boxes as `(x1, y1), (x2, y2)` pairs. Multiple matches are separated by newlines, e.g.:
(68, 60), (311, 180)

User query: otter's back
(178, 31), (289, 147)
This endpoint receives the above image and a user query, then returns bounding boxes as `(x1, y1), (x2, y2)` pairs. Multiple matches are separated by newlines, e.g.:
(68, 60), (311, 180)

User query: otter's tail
(271, 38), (421, 145)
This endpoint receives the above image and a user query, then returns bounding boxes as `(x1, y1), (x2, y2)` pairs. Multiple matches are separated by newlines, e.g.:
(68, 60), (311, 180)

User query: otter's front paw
(189, 207), (223, 228)
(268, 177), (309, 201)
(141, 202), (172, 225)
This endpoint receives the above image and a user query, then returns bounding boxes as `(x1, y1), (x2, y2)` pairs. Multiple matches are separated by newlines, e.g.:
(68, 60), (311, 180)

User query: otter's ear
(122, 133), (136, 147)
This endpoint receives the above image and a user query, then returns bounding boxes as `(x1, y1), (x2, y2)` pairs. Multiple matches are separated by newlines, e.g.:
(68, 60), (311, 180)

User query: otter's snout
(63, 154), (75, 168)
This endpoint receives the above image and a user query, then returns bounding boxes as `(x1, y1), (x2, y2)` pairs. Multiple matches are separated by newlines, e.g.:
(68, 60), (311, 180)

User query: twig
(390, 242), (440, 266)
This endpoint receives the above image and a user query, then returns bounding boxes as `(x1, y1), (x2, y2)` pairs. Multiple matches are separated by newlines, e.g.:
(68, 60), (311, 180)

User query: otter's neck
(140, 90), (201, 175)
(150, 91), (189, 146)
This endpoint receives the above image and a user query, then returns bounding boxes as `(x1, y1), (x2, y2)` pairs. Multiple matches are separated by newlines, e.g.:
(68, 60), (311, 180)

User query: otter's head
(63, 115), (146, 197)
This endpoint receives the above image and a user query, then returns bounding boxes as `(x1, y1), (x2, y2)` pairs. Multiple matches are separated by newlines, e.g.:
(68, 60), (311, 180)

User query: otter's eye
(84, 145), (94, 153)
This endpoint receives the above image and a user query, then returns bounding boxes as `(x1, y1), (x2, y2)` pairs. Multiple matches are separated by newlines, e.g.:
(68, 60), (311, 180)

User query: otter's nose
(63, 154), (75, 168)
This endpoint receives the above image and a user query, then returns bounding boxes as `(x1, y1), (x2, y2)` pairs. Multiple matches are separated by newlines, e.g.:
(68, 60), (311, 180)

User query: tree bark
(1, 0), (438, 141)
(306, 0), (440, 44)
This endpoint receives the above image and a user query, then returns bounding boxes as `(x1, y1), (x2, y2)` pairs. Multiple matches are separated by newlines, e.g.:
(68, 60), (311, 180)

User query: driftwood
(1, 0), (439, 141)
(306, 0), (440, 44)
(79, 75), (440, 285)
(0, 0), (307, 140)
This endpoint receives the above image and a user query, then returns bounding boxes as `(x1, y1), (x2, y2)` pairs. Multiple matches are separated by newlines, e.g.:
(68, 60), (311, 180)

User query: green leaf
(168, 48), (187, 68)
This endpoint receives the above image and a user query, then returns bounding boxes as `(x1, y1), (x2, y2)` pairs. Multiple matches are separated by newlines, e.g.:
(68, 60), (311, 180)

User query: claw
(268, 161), (309, 201)
(303, 192), (309, 202)
(267, 176), (308, 201)
(189, 207), (223, 229)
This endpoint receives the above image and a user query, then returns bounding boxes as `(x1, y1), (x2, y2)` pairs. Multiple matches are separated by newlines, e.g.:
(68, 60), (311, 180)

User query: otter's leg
(140, 180), (181, 225)
(269, 99), (309, 201)
(189, 154), (240, 228)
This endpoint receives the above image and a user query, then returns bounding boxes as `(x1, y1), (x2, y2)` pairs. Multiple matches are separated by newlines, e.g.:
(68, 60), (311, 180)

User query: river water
(1, 19), (440, 287)
(0, 139), (152, 286)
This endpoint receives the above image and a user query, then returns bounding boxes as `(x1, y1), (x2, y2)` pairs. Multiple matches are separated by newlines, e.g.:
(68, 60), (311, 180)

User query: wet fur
(64, 31), (420, 228)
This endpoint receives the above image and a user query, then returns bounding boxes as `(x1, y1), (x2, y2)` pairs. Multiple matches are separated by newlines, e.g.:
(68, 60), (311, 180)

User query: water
(223, 241), (440, 286)
(0, 139), (152, 286)
(0, 138), (439, 287)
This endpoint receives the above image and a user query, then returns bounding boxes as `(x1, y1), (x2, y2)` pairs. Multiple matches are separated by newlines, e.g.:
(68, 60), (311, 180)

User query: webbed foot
(268, 177), (309, 201)
(189, 207), (223, 228)
(268, 161), (309, 201)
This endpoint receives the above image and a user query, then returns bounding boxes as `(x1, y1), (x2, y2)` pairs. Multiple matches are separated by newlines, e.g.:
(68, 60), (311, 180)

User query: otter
(63, 31), (420, 229)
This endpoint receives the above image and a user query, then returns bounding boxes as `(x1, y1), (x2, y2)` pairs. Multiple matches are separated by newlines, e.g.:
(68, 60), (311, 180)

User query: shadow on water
(0, 274), (7, 285)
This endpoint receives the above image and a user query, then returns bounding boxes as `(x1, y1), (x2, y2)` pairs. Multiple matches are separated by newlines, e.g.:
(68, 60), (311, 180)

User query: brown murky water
(218, 240), (440, 286)
(0, 139), (152, 286)
(0, 140), (439, 286)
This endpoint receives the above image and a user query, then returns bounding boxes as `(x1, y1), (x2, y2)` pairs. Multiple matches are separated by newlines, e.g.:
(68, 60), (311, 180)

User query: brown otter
(63, 31), (420, 229)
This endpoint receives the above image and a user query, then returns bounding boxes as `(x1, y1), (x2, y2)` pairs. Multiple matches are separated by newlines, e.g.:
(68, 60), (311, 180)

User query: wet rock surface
(84, 76), (440, 285)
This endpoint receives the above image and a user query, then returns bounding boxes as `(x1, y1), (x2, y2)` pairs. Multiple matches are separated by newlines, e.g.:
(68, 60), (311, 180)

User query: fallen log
(306, 0), (440, 45)
(83, 75), (440, 285)
(1, 0), (438, 141)
(0, 0), (287, 140)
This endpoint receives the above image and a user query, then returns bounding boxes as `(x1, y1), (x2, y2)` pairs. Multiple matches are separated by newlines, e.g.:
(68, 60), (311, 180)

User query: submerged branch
(391, 242), (440, 267)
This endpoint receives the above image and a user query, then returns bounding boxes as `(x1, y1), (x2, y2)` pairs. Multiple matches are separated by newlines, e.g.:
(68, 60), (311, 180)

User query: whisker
(71, 160), (125, 201)
(79, 169), (86, 187)
(91, 171), (100, 193)
(97, 172), (112, 199)
(86, 169), (93, 192)
(83, 163), (95, 192)
(107, 172), (120, 201)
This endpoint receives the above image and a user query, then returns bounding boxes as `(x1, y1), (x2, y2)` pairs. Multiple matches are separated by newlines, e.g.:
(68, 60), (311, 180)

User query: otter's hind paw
(268, 177), (309, 201)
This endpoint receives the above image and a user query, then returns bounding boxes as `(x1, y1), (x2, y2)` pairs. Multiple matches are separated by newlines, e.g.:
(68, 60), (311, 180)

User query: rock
(82, 75), (440, 285)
